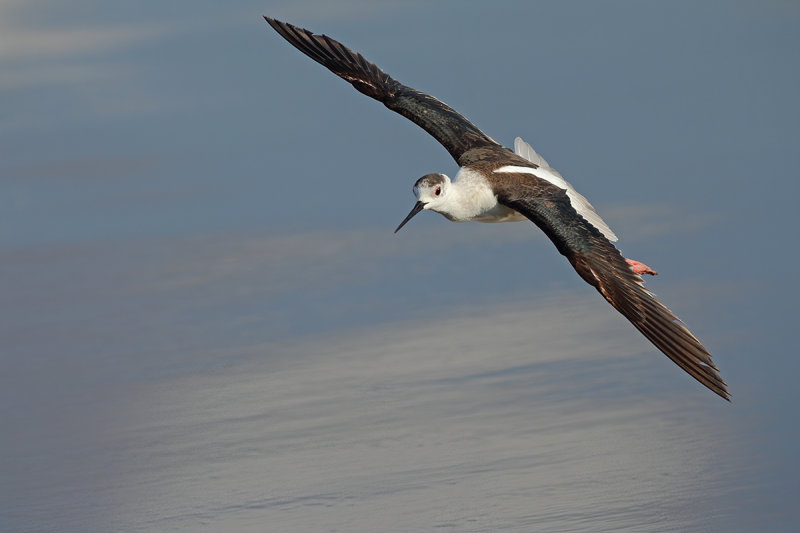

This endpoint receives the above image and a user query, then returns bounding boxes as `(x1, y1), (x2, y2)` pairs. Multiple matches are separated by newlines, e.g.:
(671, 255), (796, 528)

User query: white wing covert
(513, 137), (618, 242)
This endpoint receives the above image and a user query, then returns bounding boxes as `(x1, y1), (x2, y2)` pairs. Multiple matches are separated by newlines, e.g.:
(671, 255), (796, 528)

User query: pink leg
(626, 259), (657, 276)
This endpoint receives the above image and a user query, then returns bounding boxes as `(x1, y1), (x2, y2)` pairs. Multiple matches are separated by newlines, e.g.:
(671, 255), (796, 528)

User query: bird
(263, 17), (729, 401)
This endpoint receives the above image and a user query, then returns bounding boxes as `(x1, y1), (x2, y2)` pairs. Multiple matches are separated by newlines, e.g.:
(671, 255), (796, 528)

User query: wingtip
(718, 381), (732, 402)
(263, 16), (288, 31)
(703, 368), (731, 402)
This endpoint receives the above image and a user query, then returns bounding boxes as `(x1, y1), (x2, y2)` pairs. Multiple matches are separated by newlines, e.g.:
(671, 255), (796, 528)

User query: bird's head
(394, 173), (451, 233)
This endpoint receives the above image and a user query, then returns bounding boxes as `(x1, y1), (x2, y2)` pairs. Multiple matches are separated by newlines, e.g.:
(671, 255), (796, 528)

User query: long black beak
(394, 201), (426, 233)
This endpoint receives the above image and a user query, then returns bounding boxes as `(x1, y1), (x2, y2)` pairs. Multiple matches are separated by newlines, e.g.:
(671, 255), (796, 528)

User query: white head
(394, 173), (451, 233)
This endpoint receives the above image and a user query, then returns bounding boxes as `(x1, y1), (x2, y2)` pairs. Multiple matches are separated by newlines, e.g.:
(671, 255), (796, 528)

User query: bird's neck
(435, 168), (499, 222)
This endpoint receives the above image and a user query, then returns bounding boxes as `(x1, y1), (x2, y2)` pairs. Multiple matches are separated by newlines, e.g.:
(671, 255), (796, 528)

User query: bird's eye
(435, 187), (441, 196)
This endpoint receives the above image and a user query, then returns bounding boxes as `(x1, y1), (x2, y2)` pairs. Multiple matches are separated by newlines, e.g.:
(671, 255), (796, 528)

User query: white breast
(444, 167), (527, 223)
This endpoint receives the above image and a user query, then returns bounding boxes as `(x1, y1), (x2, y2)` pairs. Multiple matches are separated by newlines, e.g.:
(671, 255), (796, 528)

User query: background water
(2, 1), (798, 532)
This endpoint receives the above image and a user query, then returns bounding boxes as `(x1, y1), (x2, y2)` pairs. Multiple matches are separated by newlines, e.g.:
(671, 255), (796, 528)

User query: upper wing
(497, 178), (730, 400)
(512, 137), (618, 242)
(264, 17), (504, 165)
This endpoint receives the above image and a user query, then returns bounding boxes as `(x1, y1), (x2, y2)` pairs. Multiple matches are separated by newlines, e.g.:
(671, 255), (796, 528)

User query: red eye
(435, 187), (441, 196)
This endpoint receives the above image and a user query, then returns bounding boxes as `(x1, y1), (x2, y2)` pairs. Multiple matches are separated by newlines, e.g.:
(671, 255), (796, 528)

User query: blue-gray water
(2, 2), (798, 532)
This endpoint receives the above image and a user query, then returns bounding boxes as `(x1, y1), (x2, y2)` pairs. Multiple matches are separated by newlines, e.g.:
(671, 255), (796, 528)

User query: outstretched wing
(512, 137), (618, 242)
(497, 178), (730, 400)
(264, 17), (504, 165)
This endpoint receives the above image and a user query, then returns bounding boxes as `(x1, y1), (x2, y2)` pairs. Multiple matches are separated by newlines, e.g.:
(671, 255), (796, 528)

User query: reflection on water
(0, 233), (754, 532)
(106, 314), (739, 533)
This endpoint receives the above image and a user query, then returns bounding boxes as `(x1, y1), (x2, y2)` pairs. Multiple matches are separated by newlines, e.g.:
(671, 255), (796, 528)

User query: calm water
(0, 231), (782, 532)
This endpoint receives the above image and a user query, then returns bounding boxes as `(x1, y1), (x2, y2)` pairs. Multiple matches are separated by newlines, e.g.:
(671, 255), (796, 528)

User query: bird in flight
(263, 17), (729, 400)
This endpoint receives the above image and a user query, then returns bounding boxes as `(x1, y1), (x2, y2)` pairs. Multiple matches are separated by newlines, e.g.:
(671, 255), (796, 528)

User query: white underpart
(434, 168), (526, 223)
(499, 137), (619, 242)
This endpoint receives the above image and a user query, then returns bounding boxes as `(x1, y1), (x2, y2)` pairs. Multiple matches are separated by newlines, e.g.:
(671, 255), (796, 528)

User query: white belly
(469, 204), (527, 223)
(437, 167), (527, 223)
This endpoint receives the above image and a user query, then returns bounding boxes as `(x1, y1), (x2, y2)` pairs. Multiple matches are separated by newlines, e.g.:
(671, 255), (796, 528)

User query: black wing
(498, 179), (730, 400)
(264, 17), (504, 165)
